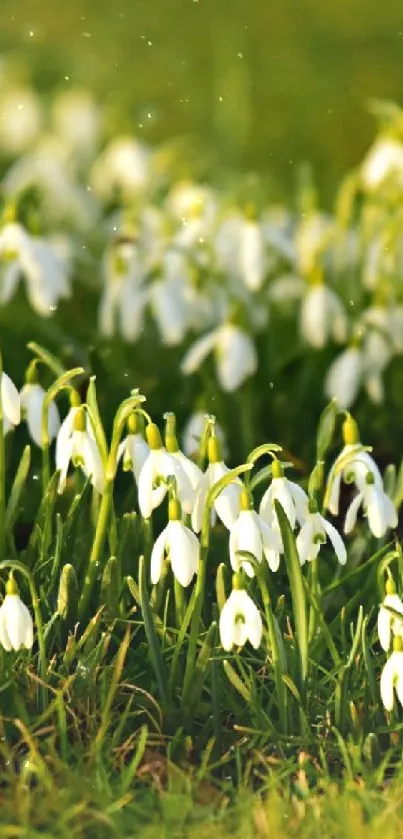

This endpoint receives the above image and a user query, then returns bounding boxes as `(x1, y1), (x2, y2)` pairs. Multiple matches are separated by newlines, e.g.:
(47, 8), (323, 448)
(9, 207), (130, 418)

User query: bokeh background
(2, 0), (403, 200)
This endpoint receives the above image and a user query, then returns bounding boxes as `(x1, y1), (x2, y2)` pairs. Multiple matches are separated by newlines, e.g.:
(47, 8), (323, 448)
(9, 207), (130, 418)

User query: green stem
(174, 577), (186, 627)
(258, 573), (288, 734)
(308, 559), (319, 642)
(0, 355), (5, 562)
(0, 560), (48, 711)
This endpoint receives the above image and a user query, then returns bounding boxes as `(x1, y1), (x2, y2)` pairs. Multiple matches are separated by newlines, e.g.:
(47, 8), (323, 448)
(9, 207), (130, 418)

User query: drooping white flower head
(1, 371), (21, 434)
(0, 575), (33, 652)
(20, 372), (60, 448)
(324, 415), (383, 517)
(52, 88), (101, 156)
(361, 136), (403, 192)
(229, 489), (281, 576)
(150, 499), (200, 587)
(324, 346), (363, 410)
(300, 282), (347, 349)
(137, 423), (194, 519)
(259, 460), (309, 545)
(117, 412), (150, 482)
(98, 239), (148, 342)
(378, 582), (403, 653)
(182, 412), (228, 460)
(191, 434), (242, 533)
(163, 419), (203, 496)
(295, 212), (333, 277)
(380, 637), (403, 712)
(238, 217), (266, 292)
(56, 404), (105, 495)
(0, 86), (42, 155)
(91, 136), (151, 201)
(296, 499), (346, 566)
(181, 323), (257, 392)
(219, 584), (263, 652)
(344, 478), (398, 539)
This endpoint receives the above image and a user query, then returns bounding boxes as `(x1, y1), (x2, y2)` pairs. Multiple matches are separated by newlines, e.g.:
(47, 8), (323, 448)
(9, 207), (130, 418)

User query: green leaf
(316, 399), (338, 461)
(5, 444), (31, 532)
(139, 555), (171, 707)
(223, 660), (251, 702)
(27, 342), (65, 377)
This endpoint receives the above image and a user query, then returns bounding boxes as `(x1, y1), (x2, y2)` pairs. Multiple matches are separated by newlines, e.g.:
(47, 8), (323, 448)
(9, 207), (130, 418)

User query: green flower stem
(308, 559), (319, 642)
(258, 573), (288, 734)
(78, 393), (145, 620)
(0, 560), (48, 711)
(174, 577), (186, 627)
(0, 352), (5, 561)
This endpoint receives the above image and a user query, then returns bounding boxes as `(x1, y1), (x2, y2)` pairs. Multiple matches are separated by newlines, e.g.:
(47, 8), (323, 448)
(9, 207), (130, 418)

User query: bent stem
(0, 560), (48, 711)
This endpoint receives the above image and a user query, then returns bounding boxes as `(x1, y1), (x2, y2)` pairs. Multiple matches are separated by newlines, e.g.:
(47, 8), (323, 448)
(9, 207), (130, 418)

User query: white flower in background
(259, 461), (308, 541)
(219, 586), (262, 652)
(99, 240), (148, 341)
(295, 212), (333, 277)
(91, 136), (151, 200)
(165, 181), (217, 229)
(150, 250), (192, 346)
(378, 583), (403, 653)
(181, 323), (257, 392)
(0, 86), (42, 155)
(296, 500), (346, 565)
(380, 638), (403, 712)
(361, 137), (403, 192)
(56, 405), (105, 495)
(360, 306), (393, 404)
(1, 371), (20, 434)
(0, 221), (71, 316)
(117, 413), (150, 482)
(52, 88), (101, 156)
(137, 423), (194, 518)
(20, 382), (60, 448)
(267, 273), (305, 306)
(0, 575), (33, 652)
(324, 346), (363, 409)
(344, 476), (397, 538)
(324, 415), (383, 516)
(229, 490), (281, 576)
(150, 499), (199, 587)
(300, 283), (347, 348)
(239, 218), (266, 291)
(182, 412), (228, 460)
(191, 435), (242, 533)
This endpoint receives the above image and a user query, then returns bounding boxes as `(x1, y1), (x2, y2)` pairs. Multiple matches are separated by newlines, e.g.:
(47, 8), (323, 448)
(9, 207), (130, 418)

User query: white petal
(219, 597), (236, 651)
(1, 372), (21, 426)
(288, 480), (309, 524)
(181, 329), (219, 375)
(272, 478), (297, 529)
(326, 469), (342, 516)
(137, 455), (156, 518)
(325, 347), (363, 410)
(172, 450), (203, 492)
(323, 518), (347, 565)
(380, 655), (397, 711)
(365, 487), (398, 538)
(150, 528), (168, 584)
(81, 433), (105, 495)
(394, 654), (403, 707)
(237, 590), (263, 649)
(191, 473), (210, 533)
(0, 604), (12, 651)
(296, 520), (315, 565)
(239, 220), (265, 291)
(216, 325), (257, 392)
(378, 606), (392, 653)
(56, 434), (75, 493)
(214, 481), (242, 530)
(344, 492), (364, 534)
(168, 521), (199, 587)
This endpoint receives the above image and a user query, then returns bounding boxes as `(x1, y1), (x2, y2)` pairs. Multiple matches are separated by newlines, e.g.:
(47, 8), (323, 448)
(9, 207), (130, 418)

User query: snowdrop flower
(52, 88), (101, 156)
(295, 212), (333, 277)
(300, 282), (347, 348)
(0, 221), (71, 316)
(164, 418), (203, 495)
(361, 137), (403, 192)
(117, 413), (150, 482)
(98, 240), (148, 341)
(325, 415), (383, 517)
(137, 423), (194, 518)
(20, 379), (60, 448)
(219, 581), (262, 652)
(378, 581), (403, 653)
(1, 371), (20, 434)
(182, 411), (228, 460)
(344, 474), (398, 539)
(150, 499), (199, 587)
(380, 636), (403, 712)
(324, 346), (363, 410)
(56, 405), (105, 495)
(191, 435), (242, 533)
(91, 136), (151, 201)
(296, 499), (346, 566)
(259, 460), (309, 541)
(181, 323), (257, 392)
(150, 254), (191, 346)
(239, 217), (266, 291)
(0, 574), (33, 652)
(229, 488), (281, 576)
(0, 86), (42, 155)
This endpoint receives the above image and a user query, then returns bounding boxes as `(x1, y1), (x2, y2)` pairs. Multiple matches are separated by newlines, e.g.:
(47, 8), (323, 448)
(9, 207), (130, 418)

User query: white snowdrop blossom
(137, 424), (194, 518)
(325, 416), (383, 517)
(380, 639), (403, 712)
(181, 323), (257, 392)
(52, 88), (101, 155)
(20, 382), (60, 448)
(259, 461), (309, 544)
(229, 491), (281, 576)
(150, 499), (200, 587)
(1, 371), (21, 434)
(117, 413), (150, 482)
(0, 576), (33, 652)
(238, 218), (266, 291)
(300, 283), (347, 349)
(0, 86), (42, 154)
(296, 502), (346, 566)
(378, 585), (403, 653)
(0, 221), (71, 316)
(98, 240), (148, 341)
(191, 435), (242, 533)
(56, 405), (105, 495)
(91, 136), (151, 200)
(361, 137), (403, 192)
(344, 478), (398, 539)
(219, 586), (263, 652)
(324, 347), (363, 410)
(182, 412), (228, 460)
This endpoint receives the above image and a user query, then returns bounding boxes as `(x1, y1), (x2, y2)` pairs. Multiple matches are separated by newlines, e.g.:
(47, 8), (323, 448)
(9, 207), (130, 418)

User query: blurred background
(2, 0), (403, 200)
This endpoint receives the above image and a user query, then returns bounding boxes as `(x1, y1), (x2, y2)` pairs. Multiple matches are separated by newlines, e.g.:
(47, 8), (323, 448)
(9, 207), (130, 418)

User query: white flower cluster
(1, 78), (403, 404)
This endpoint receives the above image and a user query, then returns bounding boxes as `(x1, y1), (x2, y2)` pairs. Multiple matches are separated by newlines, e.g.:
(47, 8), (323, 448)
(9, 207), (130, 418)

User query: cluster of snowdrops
(2, 77), (403, 406)
(1, 354), (403, 715)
